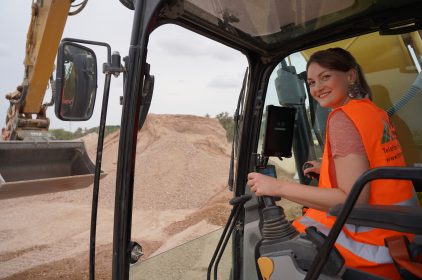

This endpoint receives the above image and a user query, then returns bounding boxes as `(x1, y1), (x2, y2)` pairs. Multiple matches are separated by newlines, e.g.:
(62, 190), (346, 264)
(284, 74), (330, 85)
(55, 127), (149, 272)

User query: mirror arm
(89, 72), (112, 280)
(62, 38), (111, 62)
(103, 52), (126, 77)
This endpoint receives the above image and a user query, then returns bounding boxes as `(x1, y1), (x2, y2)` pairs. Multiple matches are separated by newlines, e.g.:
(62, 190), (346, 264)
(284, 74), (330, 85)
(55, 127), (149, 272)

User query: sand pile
(78, 132), (99, 161)
(133, 114), (231, 209)
(0, 114), (234, 279)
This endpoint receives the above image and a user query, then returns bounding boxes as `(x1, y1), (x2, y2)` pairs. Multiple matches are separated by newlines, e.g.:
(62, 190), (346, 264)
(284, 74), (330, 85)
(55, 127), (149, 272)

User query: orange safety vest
(293, 99), (419, 279)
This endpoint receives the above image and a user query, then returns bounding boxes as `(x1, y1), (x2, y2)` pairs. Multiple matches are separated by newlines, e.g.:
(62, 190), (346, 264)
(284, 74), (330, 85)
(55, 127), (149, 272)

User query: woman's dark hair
(306, 47), (371, 98)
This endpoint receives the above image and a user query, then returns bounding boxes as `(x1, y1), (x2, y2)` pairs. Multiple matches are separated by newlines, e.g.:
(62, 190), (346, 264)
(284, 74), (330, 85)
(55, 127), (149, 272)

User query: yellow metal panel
(301, 33), (414, 74)
(301, 32), (419, 107)
(23, 0), (71, 113)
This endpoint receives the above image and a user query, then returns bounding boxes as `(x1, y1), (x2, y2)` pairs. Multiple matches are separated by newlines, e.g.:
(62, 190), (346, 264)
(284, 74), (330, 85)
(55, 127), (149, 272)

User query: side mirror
(55, 42), (98, 121)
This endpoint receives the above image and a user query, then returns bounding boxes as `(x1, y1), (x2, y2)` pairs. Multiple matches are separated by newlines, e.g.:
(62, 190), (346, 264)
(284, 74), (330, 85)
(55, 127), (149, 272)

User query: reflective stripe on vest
(396, 191), (419, 206)
(299, 216), (393, 264)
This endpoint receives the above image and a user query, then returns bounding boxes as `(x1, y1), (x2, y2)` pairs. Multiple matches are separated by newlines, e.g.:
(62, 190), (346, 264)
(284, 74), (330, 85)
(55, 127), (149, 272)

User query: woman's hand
(247, 172), (282, 197)
(303, 161), (321, 179)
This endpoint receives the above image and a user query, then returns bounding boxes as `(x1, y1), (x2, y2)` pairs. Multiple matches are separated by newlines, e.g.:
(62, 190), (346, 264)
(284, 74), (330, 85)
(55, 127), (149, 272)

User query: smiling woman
(250, 30), (422, 277)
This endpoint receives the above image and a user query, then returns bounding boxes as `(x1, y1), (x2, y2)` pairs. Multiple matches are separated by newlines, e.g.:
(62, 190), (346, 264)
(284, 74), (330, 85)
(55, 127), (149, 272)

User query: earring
(347, 83), (360, 98)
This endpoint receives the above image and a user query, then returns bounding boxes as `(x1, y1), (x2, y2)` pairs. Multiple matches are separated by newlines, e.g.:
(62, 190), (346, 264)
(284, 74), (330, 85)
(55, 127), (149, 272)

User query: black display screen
(262, 105), (296, 158)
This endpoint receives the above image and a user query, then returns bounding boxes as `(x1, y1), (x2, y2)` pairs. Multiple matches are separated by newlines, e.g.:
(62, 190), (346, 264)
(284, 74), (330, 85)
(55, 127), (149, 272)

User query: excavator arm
(0, 0), (99, 199)
(3, 0), (80, 140)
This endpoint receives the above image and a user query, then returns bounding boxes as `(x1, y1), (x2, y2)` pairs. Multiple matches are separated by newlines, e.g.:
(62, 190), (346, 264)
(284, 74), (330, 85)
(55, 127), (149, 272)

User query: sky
(0, 1), (248, 131)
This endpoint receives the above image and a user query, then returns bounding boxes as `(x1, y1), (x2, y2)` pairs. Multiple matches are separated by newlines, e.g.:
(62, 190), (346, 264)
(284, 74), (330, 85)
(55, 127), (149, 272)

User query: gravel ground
(0, 114), (302, 279)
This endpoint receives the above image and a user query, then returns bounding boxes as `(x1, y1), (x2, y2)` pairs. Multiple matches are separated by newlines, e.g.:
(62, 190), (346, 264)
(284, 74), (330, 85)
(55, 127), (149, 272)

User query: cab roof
(159, 0), (422, 58)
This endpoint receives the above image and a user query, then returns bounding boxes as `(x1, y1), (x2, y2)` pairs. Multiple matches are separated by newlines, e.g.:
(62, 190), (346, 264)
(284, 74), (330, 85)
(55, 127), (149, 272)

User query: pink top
(328, 110), (367, 187)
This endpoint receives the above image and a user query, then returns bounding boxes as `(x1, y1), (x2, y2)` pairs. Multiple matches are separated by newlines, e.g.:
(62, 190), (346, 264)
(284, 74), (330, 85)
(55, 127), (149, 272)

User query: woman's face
(307, 62), (354, 109)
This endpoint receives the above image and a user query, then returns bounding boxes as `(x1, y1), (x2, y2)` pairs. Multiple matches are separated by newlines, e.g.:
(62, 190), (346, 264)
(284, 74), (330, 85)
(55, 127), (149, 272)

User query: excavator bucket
(0, 140), (103, 199)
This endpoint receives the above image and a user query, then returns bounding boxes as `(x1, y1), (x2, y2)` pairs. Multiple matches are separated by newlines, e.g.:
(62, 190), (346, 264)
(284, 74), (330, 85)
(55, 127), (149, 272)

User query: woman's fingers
(303, 167), (316, 174)
(303, 161), (321, 174)
(247, 172), (280, 197)
(247, 172), (258, 180)
(247, 172), (262, 195)
(247, 172), (255, 184)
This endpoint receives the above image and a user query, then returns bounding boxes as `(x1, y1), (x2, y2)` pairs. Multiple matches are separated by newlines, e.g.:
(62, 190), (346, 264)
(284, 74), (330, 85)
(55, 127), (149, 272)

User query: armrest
(329, 204), (422, 234)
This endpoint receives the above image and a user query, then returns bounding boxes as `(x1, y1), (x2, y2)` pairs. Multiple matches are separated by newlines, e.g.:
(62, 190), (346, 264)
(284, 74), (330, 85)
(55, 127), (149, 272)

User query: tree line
(50, 112), (235, 141)
(215, 112), (234, 141)
(50, 126), (120, 140)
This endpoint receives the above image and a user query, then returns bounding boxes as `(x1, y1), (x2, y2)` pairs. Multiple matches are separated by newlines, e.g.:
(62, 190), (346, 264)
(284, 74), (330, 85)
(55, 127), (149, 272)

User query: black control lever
(255, 164), (298, 243)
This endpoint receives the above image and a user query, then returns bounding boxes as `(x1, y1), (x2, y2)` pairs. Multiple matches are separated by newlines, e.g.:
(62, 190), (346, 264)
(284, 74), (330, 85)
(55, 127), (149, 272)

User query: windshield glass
(128, 24), (247, 279)
(185, 0), (370, 47)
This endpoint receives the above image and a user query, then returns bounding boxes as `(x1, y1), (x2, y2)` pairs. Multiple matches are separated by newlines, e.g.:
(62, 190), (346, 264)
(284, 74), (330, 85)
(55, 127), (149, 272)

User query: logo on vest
(381, 120), (403, 162)
(381, 120), (397, 144)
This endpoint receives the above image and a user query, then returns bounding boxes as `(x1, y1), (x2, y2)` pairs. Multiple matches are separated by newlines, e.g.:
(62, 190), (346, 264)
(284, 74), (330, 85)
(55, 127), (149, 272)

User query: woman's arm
(247, 153), (370, 212)
(248, 111), (371, 211)
(247, 174), (348, 211)
(333, 153), (370, 205)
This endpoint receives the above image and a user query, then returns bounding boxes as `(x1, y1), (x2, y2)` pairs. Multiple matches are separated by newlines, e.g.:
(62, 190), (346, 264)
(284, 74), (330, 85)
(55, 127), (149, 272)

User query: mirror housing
(55, 42), (98, 121)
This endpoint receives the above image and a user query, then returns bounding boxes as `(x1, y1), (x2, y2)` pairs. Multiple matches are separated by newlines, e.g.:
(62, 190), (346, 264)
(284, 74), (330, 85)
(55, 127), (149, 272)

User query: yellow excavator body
(24, 0), (71, 113)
